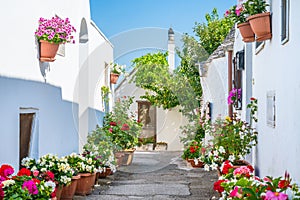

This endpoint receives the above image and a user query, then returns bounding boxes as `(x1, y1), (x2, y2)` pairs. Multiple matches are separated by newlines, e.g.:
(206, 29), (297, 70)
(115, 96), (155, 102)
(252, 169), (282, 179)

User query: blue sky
(90, 0), (236, 38)
(89, 0), (237, 77)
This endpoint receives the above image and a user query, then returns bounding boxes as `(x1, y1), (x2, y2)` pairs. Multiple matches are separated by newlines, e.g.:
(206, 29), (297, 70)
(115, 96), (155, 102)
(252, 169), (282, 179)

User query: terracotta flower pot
(114, 151), (125, 167)
(39, 40), (60, 62)
(98, 168), (112, 179)
(61, 175), (81, 200)
(121, 149), (135, 166)
(187, 159), (204, 168)
(247, 12), (272, 42)
(55, 185), (63, 200)
(237, 22), (255, 42)
(110, 73), (120, 84)
(75, 173), (96, 196)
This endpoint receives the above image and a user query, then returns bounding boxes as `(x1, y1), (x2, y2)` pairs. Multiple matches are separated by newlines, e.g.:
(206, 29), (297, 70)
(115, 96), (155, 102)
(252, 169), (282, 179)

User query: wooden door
(137, 101), (156, 148)
(19, 113), (35, 168)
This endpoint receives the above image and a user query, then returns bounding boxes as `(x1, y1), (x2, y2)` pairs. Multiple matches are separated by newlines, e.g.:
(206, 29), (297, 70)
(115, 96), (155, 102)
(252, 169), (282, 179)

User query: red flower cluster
(0, 164), (14, 178)
(221, 160), (233, 174)
(189, 146), (198, 153)
(109, 121), (117, 126)
(121, 123), (130, 131)
(17, 168), (31, 176)
(214, 179), (226, 193)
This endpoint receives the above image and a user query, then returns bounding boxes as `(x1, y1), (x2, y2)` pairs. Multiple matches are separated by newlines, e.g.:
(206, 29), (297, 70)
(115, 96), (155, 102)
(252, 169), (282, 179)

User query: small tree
(193, 8), (234, 55)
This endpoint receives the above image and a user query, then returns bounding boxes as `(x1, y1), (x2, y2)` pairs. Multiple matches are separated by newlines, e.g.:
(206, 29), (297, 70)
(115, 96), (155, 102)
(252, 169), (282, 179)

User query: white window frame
(281, 0), (289, 45)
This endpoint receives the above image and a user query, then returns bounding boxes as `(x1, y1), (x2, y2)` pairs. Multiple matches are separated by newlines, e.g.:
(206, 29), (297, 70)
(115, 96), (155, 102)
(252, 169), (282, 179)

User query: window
(266, 91), (276, 128)
(255, 41), (265, 54)
(281, 0), (289, 44)
(232, 57), (243, 110)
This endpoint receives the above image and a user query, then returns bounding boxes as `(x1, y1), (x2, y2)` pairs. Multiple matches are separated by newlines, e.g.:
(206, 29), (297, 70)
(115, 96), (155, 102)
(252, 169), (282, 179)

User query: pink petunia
(230, 186), (243, 198)
(265, 191), (288, 200)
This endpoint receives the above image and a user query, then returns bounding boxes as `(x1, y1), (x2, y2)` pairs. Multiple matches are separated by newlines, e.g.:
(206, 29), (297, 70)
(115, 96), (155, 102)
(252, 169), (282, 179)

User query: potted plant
(0, 164), (56, 199)
(109, 62), (125, 84)
(63, 153), (96, 196)
(225, 4), (255, 42)
(244, 0), (272, 41)
(35, 16), (76, 62)
(182, 140), (204, 168)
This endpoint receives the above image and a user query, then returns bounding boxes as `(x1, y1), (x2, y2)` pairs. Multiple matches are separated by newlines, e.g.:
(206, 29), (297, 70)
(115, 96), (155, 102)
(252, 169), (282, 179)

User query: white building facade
(0, 0), (113, 169)
(233, 0), (300, 183)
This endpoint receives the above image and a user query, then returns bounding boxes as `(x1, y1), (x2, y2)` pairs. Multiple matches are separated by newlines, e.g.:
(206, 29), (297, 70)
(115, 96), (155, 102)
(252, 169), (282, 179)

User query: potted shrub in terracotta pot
(225, 4), (255, 42)
(244, 0), (272, 41)
(109, 62), (125, 84)
(35, 16), (76, 62)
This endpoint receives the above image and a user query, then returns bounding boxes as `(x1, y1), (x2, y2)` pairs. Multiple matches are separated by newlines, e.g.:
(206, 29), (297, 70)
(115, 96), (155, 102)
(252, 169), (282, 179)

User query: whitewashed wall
(249, 0), (300, 182)
(201, 57), (228, 121)
(0, 0), (113, 167)
(232, 0), (300, 183)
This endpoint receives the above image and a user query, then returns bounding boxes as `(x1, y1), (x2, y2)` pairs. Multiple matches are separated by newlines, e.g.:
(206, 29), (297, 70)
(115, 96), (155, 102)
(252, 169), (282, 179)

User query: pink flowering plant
(225, 4), (247, 24)
(35, 16), (76, 44)
(0, 164), (55, 199)
(228, 88), (242, 105)
(217, 168), (300, 199)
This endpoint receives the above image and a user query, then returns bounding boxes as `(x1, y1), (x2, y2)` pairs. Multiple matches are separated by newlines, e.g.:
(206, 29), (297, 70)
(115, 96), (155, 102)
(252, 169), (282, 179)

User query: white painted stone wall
(0, 0), (113, 168)
(233, 0), (300, 183)
(201, 57), (228, 121)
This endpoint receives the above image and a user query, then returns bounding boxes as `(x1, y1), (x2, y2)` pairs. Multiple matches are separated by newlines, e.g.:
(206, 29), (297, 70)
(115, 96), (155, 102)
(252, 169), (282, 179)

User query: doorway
(137, 101), (156, 149)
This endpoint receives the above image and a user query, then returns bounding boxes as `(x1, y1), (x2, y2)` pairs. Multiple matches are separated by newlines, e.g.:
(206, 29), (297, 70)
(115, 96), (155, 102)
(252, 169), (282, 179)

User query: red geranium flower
(214, 179), (226, 193)
(0, 164), (14, 178)
(17, 168), (31, 176)
(45, 171), (55, 181)
(121, 123), (130, 131)
(278, 180), (290, 189)
(250, 97), (256, 101)
(109, 121), (117, 126)
(190, 146), (196, 153)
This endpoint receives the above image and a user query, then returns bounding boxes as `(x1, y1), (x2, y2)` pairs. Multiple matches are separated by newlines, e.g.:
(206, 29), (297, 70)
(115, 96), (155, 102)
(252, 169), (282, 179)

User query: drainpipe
(228, 50), (233, 118)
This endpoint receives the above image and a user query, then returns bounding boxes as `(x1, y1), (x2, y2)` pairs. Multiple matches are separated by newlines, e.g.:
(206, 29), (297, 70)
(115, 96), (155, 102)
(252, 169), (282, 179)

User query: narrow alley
(74, 151), (219, 200)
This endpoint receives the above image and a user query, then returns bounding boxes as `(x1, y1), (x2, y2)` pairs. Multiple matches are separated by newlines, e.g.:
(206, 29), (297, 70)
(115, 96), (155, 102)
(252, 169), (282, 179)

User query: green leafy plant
(204, 114), (258, 166)
(182, 140), (203, 159)
(194, 8), (234, 55)
(101, 86), (110, 105)
(225, 4), (247, 24)
(109, 62), (125, 75)
(103, 96), (143, 150)
(243, 0), (269, 16)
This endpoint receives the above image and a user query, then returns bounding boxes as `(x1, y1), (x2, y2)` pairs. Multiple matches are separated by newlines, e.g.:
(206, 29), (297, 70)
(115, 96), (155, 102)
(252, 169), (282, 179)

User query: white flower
(204, 164), (210, 171)
(211, 163), (218, 170)
(41, 168), (47, 172)
(228, 155), (235, 162)
(219, 146), (225, 154)
(45, 181), (56, 192)
(2, 180), (15, 188)
(213, 150), (219, 156)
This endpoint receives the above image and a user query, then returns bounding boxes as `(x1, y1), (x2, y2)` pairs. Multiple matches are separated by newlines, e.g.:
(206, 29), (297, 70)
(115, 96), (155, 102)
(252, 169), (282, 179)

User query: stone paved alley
(74, 151), (219, 200)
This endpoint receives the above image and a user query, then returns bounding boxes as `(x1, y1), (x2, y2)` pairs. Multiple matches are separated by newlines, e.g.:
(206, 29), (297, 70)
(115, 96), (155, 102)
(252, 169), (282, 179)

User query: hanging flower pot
(247, 12), (272, 42)
(237, 22), (255, 42)
(39, 40), (60, 62)
(35, 16), (76, 62)
(110, 73), (120, 84)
